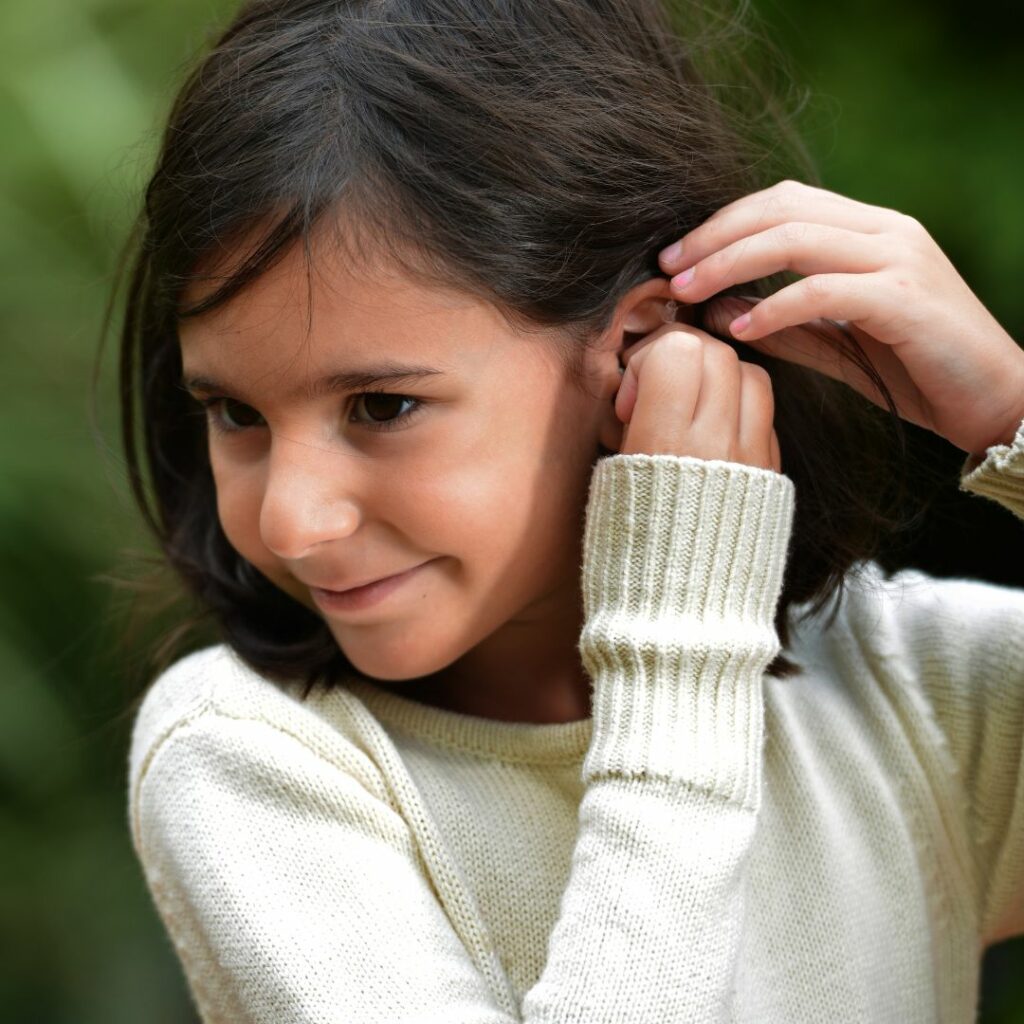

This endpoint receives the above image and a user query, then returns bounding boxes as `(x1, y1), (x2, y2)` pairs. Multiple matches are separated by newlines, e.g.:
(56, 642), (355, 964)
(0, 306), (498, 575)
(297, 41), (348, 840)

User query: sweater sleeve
(132, 703), (518, 1023)
(861, 567), (1024, 948)
(524, 453), (795, 1022)
(130, 453), (795, 1024)
(916, 414), (1024, 946)
(958, 414), (1024, 522)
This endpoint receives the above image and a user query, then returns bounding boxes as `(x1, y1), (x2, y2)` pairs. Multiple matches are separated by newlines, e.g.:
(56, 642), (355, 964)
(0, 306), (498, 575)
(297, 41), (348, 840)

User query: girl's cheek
(216, 477), (304, 602)
(213, 468), (267, 562)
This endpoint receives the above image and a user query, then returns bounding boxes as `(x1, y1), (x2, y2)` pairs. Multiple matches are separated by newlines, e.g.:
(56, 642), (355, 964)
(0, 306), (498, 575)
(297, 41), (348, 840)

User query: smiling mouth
(319, 573), (399, 594)
(307, 560), (435, 612)
(314, 562), (428, 594)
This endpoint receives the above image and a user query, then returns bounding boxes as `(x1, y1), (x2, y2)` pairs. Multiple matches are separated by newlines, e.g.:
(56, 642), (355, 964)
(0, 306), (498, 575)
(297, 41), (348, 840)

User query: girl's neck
(374, 598), (592, 725)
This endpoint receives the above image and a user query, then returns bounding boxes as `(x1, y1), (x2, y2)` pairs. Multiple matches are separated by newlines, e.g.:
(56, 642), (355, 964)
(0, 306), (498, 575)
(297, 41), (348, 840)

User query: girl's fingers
(688, 340), (743, 463)
(659, 179), (909, 275)
(706, 295), (926, 421)
(734, 362), (776, 472)
(617, 331), (703, 449)
(614, 325), (782, 473)
(616, 326), (783, 472)
(724, 273), (886, 341)
(667, 222), (887, 305)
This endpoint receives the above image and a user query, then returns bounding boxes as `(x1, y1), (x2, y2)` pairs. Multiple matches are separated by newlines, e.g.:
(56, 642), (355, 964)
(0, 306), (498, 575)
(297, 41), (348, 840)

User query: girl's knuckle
(778, 179), (809, 204)
(702, 247), (725, 274)
(741, 362), (772, 388)
(897, 212), (926, 236)
(706, 339), (740, 365)
(764, 195), (794, 222)
(657, 329), (702, 355)
(903, 230), (934, 263)
(804, 274), (832, 301)
(777, 220), (809, 246)
(642, 332), (701, 372)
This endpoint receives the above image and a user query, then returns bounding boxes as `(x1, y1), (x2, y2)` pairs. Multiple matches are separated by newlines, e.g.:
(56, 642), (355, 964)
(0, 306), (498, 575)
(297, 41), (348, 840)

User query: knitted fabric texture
(128, 416), (1024, 1023)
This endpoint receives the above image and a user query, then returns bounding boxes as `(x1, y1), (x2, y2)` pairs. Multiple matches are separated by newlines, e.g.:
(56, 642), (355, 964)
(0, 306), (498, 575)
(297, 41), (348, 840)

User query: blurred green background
(2, 0), (1022, 1020)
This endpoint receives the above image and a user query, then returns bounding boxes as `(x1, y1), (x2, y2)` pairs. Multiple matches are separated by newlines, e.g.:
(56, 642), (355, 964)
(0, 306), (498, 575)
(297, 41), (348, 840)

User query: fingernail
(729, 313), (752, 336)
(659, 240), (683, 264)
(670, 267), (695, 289)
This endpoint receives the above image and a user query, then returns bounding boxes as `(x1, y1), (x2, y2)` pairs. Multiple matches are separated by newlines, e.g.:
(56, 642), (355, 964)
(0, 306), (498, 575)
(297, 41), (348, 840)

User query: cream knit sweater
(128, 417), (1024, 1024)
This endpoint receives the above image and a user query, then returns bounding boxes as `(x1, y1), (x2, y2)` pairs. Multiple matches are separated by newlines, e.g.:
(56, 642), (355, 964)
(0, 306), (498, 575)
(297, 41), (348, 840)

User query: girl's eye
(201, 398), (266, 434)
(349, 392), (423, 432)
(197, 392), (423, 435)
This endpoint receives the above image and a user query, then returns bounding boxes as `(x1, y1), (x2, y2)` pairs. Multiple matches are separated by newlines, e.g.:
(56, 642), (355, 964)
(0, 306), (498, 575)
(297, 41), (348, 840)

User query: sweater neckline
(343, 676), (593, 765)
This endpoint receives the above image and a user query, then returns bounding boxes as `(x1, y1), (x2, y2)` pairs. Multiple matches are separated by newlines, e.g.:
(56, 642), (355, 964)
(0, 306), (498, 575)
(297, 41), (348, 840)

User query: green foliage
(2, 1), (1020, 1020)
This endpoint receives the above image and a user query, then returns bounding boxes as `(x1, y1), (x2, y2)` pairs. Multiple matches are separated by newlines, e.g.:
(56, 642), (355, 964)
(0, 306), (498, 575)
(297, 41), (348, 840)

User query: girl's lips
(309, 560), (433, 613)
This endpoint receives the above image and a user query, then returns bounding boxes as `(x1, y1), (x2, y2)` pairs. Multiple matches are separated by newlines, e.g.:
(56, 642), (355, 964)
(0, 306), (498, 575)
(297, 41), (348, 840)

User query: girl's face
(179, 232), (633, 720)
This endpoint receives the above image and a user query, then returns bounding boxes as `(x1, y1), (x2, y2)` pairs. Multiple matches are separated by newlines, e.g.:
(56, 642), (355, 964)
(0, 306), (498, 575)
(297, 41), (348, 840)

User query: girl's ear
(593, 276), (689, 455)
(620, 294), (678, 336)
(613, 277), (692, 358)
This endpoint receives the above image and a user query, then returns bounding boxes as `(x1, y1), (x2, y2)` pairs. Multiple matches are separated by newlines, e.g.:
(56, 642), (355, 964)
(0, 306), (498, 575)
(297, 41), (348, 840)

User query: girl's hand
(658, 179), (1024, 460)
(615, 324), (781, 473)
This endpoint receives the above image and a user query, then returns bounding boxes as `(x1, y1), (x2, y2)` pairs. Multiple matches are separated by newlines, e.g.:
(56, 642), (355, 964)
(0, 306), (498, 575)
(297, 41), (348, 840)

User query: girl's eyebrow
(181, 364), (446, 400)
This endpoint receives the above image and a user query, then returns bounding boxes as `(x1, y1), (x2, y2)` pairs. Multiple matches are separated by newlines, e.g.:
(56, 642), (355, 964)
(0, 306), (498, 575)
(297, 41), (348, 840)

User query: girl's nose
(258, 436), (362, 560)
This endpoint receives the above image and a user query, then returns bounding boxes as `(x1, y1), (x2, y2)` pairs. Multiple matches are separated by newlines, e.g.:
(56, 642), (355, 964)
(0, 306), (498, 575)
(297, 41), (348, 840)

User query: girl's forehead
(182, 227), (475, 325)
(177, 240), (528, 395)
(190, 205), (481, 296)
(181, 236), (488, 346)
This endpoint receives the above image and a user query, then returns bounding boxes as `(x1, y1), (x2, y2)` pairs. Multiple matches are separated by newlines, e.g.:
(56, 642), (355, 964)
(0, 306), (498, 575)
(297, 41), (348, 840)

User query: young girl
(120, 0), (1024, 1020)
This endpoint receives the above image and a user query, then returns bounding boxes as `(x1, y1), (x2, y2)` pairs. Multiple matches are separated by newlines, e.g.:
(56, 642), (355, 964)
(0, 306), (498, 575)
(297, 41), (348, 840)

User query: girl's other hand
(658, 179), (1024, 460)
(614, 324), (782, 473)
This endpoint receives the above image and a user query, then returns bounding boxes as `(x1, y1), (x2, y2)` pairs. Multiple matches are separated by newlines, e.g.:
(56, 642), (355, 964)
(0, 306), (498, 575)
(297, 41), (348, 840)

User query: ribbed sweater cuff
(959, 415), (1024, 522)
(578, 454), (796, 808)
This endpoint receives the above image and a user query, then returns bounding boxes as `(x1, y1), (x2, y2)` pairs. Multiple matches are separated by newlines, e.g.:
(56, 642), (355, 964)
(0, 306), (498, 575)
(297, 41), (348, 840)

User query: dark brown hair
(110, 0), (929, 699)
